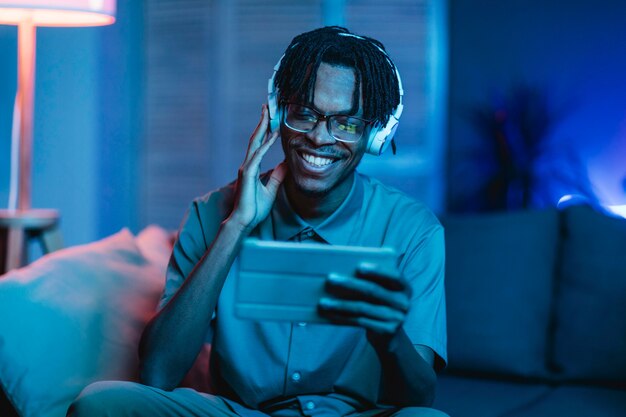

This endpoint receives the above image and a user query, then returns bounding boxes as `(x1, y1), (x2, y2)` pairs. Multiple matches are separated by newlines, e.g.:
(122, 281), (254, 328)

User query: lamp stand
(0, 2), (116, 276)
(14, 21), (36, 211)
(0, 22), (62, 276)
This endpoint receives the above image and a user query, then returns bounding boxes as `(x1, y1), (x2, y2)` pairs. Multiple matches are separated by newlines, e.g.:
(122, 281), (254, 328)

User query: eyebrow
(307, 103), (362, 117)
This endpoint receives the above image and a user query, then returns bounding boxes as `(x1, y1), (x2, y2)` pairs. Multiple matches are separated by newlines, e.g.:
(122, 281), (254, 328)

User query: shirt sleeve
(400, 223), (447, 370)
(158, 186), (235, 310)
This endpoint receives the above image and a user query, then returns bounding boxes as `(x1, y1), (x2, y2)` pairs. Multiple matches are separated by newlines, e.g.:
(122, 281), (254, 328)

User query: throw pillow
(136, 225), (175, 273)
(442, 209), (559, 378)
(135, 225), (214, 393)
(0, 229), (165, 417)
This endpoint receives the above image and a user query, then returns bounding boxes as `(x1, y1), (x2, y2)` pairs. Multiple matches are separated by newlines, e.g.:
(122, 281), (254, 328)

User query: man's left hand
(318, 263), (411, 349)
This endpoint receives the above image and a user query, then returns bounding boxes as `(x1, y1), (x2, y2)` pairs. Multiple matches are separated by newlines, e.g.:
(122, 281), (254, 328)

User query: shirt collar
(270, 173), (364, 245)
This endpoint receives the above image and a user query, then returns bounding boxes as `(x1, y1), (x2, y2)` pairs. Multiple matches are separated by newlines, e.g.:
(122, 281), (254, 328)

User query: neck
(284, 174), (355, 226)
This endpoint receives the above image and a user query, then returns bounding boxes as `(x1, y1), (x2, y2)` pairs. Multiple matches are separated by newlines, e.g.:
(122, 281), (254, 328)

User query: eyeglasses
(282, 102), (372, 143)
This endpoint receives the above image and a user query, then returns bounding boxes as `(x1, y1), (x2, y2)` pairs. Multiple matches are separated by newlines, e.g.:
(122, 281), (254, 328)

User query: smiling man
(68, 27), (448, 417)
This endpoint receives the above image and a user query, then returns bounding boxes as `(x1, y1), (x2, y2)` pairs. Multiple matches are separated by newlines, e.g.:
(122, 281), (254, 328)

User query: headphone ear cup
(365, 126), (382, 155)
(366, 118), (399, 155)
(267, 91), (280, 132)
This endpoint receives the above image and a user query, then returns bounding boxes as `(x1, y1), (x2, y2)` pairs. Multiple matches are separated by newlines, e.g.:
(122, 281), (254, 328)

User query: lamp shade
(0, 0), (115, 26)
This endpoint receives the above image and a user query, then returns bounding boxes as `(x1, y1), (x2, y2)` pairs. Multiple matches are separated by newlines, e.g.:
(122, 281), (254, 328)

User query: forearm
(139, 218), (247, 390)
(373, 329), (436, 407)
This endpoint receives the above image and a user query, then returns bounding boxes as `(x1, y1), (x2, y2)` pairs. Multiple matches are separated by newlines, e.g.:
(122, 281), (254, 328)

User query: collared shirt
(160, 172), (447, 417)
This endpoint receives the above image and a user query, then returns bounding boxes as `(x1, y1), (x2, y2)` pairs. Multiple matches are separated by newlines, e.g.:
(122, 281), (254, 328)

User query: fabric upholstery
(433, 374), (552, 417)
(0, 229), (167, 417)
(435, 375), (626, 417)
(442, 209), (559, 378)
(505, 385), (626, 417)
(554, 205), (626, 382)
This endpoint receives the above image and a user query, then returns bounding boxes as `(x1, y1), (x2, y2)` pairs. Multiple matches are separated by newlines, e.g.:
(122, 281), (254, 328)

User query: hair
(274, 26), (400, 126)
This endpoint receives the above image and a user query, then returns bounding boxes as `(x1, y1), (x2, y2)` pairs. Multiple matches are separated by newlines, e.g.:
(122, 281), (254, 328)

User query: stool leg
(0, 228), (6, 275)
(5, 228), (26, 272)
(40, 225), (64, 254)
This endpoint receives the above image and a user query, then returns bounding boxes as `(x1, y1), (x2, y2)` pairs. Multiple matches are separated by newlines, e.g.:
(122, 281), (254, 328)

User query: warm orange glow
(0, 8), (114, 26)
(1, 1), (115, 211)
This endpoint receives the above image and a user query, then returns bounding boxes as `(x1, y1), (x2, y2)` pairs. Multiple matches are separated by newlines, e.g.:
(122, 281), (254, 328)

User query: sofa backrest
(553, 205), (626, 386)
(441, 208), (560, 379)
(442, 206), (626, 388)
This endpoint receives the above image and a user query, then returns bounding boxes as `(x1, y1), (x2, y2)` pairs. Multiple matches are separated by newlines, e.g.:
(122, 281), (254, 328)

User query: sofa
(0, 206), (625, 417)
(434, 205), (626, 416)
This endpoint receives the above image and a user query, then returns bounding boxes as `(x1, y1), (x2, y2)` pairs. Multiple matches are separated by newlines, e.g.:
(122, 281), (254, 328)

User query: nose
(305, 119), (336, 147)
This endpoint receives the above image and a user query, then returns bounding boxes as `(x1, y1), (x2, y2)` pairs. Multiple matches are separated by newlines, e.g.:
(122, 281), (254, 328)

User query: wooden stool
(0, 209), (63, 276)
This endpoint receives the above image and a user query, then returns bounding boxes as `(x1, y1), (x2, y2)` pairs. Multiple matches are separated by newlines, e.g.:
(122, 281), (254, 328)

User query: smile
(299, 151), (338, 168)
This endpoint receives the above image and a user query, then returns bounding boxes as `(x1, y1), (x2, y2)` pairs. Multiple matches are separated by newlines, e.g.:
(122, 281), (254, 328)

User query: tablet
(235, 239), (398, 323)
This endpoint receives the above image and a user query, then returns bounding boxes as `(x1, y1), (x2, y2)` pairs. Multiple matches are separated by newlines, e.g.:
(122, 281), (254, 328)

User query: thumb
(265, 161), (288, 197)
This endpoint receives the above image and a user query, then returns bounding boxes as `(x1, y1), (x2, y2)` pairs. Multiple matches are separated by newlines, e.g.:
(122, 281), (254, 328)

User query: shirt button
(291, 371), (301, 382)
(298, 322), (307, 327)
(305, 401), (315, 410)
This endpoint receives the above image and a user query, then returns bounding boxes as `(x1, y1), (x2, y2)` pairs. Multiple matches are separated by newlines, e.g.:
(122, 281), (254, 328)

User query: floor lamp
(0, 1), (116, 274)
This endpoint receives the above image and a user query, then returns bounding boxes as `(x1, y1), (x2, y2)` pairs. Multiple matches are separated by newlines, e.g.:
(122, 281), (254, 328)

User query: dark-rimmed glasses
(282, 102), (372, 143)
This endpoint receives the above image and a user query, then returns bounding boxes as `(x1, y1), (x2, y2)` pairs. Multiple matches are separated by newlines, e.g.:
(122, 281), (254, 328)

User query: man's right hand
(140, 105), (287, 390)
(229, 104), (288, 233)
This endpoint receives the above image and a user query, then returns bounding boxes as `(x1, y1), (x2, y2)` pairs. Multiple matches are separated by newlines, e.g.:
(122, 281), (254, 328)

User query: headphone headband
(268, 31), (403, 155)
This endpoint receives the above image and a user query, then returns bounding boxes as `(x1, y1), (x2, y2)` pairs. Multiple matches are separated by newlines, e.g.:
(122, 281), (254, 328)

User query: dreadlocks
(274, 26), (400, 126)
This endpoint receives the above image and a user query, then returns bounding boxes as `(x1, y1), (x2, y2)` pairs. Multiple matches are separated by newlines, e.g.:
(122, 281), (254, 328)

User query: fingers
(320, 298), (405, 321)
(320, 265), (411, 336)
(244, 104), (271, 164)
(318, 298), (403, 335)
(356, 263), (408, 292)
(326, 273), (410, 312)
(247, 131), (280, 170)
(265, 161), (288, 196)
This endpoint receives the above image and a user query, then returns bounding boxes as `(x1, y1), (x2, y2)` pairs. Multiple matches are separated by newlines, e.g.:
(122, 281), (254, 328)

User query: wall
(2, 0), (444, 249)
(142, 0), (448, 230)
(447, 0), (626, 213)
(0, 0), (143, 248)
(96, 0), (144, 239)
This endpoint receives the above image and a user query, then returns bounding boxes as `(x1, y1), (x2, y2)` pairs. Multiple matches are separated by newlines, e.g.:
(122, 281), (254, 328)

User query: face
(280, 63), (368, 200)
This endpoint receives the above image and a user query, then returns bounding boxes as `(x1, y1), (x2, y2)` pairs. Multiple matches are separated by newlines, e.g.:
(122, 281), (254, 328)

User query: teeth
(302, 152), (334, 167)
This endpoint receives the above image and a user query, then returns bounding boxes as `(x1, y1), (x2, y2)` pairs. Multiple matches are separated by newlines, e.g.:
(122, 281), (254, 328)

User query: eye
(295, 111), (317, 122)
(337, 122), (358, 134)
(289, 105), (316, 119)
(334, 117), (363, 134)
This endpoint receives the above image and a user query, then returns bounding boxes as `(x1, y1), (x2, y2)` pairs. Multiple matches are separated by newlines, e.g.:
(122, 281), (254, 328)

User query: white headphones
(267, 32), (404, 156)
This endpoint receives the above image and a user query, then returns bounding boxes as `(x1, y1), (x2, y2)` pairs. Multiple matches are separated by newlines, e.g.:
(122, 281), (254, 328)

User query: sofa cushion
(0, 229), (166, 417)
(435, 375), (626, 417)
(504, 385), (626, 417)
(442, 209), (559, 378)
(554, 205), (626, 383)
(433, 374), (552, 417)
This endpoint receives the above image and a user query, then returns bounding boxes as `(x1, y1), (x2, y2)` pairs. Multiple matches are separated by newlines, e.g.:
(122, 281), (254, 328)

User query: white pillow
(135, 225), (174, 274)
(0, 228), (167, 417)
(135, 226), (214, 394)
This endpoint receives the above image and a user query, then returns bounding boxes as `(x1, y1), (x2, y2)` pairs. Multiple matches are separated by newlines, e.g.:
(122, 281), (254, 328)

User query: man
(68, 26), (448, 417)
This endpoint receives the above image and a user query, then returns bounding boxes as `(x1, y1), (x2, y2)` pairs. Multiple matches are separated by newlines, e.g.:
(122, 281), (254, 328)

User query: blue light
(607, 205), (626, 219)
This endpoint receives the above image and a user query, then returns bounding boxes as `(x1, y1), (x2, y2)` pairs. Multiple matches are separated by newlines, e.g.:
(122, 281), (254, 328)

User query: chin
(291, 176), (336, 197)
